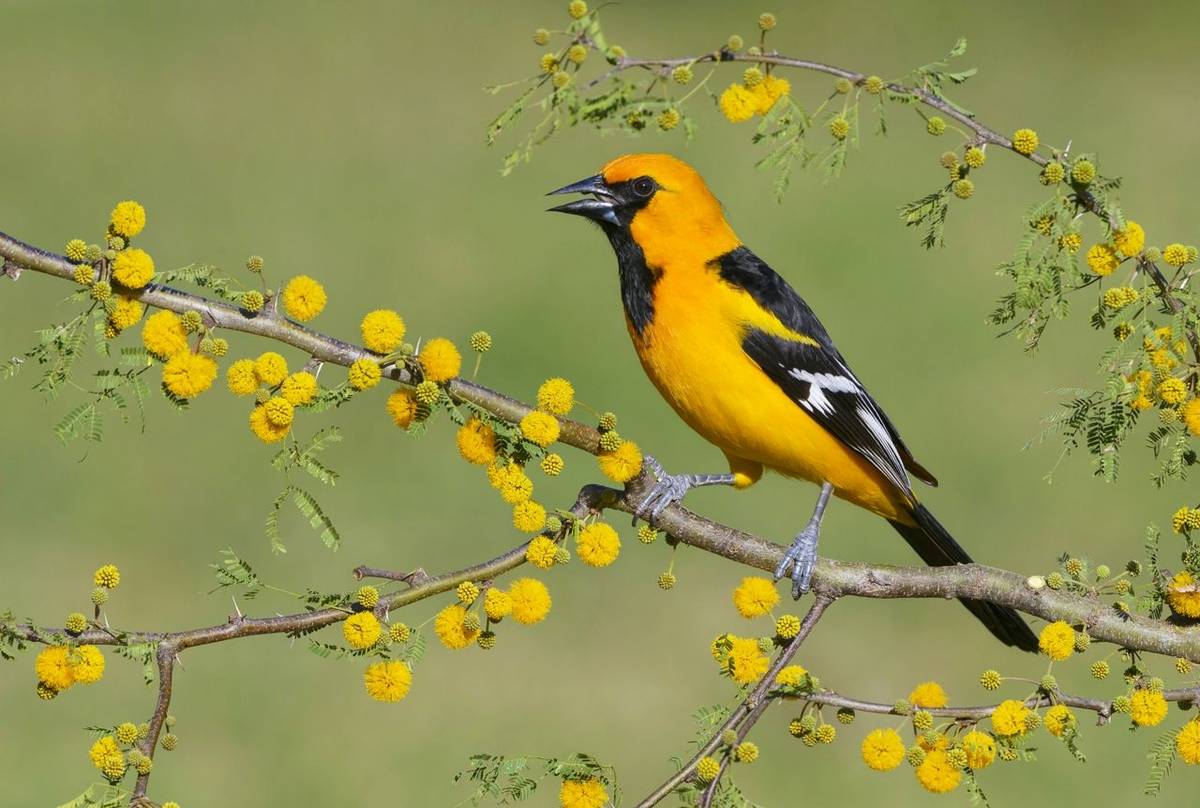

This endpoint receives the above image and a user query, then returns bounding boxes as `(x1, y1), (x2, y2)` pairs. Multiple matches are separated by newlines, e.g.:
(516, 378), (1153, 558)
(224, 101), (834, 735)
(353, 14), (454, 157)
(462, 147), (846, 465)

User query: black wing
(716, 246), (936, 490)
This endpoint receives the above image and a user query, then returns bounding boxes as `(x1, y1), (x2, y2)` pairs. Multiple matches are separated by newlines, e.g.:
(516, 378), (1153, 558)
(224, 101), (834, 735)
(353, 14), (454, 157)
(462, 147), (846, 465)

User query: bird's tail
(889, 504), (1038, 652)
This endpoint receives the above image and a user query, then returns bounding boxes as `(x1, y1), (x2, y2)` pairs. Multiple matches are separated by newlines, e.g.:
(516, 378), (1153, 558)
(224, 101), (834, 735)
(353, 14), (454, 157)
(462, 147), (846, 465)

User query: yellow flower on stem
(348, 358), (382, 390)
(254, 352), (288, 386)
(281, 275), (327, 321)
(456, 418), (497, 465)
(35, 646), (75, 692)
(70, 645), (105, 684)
(991, 699), (1030, 736)
(860, 728), (905, 771)
(280, 371), (318, 405)
(363, 660), (411, 702)
(109, 200), (146, 238)
(508, 578), (551, 624)
(1167, 570), (1200, 618)
(960, 730), (995, 769)
(1038, 620), (1075, 661)
(112, 248), (155, 289)
(433, 603), (479, 649)
(249, 405), (290, 443)
(386, 389), (420, 428)
(419, 337), (461, 382)
(1113, 221), (1145, 257)
(915, 750), (962, 793)
(731, 577), (779, 618)
(1044, 704), (1076, 737)
(726, 636), (769, 684)
(576, 522), (620, 567)
(520, 410), (560, 447)
(343, 612), (381, 649)
(141, 310), (189, 359)
(1130, 689), (1168, 726)
(719, 84), (757, 123)
(559, 778), (607, 808)
(162, 353), (217, 399)
(598, 440), (642, 483)
(538, 378), (575, 414)
(360, 309), (406, 354)
(909, 681), (948, 709)
(1176, 719), (1200, 764)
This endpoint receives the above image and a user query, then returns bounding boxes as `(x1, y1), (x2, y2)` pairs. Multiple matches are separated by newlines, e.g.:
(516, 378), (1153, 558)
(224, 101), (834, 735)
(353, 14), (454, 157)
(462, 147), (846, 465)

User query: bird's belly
(633, 316), (907, 521)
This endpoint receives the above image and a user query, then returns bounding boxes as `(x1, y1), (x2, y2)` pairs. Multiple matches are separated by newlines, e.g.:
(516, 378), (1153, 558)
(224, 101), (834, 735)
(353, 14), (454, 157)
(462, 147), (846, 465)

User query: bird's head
(548, 153), (739, 268)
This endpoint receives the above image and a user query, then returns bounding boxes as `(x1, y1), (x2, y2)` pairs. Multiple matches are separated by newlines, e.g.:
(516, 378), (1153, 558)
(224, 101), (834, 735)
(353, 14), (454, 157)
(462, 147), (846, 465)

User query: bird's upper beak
(546, 174), (619, 225)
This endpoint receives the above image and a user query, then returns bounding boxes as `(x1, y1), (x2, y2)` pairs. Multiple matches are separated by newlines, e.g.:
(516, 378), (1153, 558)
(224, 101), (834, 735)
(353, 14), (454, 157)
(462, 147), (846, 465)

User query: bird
(547, 153), (1038, 652)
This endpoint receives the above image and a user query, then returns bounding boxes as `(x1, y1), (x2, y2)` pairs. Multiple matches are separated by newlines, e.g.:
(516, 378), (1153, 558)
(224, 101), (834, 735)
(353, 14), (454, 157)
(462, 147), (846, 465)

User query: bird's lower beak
(546, 174), (619, 225)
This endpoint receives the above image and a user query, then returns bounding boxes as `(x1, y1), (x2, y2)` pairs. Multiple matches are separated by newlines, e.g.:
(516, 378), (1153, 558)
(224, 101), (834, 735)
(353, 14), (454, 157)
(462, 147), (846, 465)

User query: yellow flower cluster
(343, 612), (382, 649)
(908, 681), (948, 709)
(598, 439), (642, 483)
(456, 418), (498, 465)
(89, 735), (126, 781)
(1166, 570), (1200, 618)
(991, 699), (1030, 736)
(731, 576), (779, 618)
(717, 635), (769, 684)
(1043, 704), (1075, 737)
(109, 201), (146, 238)
(1113, 221), (1145, 257)
(520, 410), (560, 447)
(1177, 719), (1200, 765)
(719, 74), (790, 123)
(860, 728), (905, 771)
(1086, 243), (1119, 276)
(419, 337), (461, 382)
(915, 750), (961, 793)
(141, 310), (190, 359)
(360, 309), (406, 354)
(537, 378), (575, 415)
(576, 522), (620, 567)
(363, 660), (412, 703)
(1129, 689), (1168, 727)
(559, 778), (606, 808)
(387, 389), (420, 428)
(163, 353), (217, 399)
(112, 248), (155, 289)
(281, 275), (327, 322)
(35, 644), (105, 695)
(1037, 620), (1075, 661)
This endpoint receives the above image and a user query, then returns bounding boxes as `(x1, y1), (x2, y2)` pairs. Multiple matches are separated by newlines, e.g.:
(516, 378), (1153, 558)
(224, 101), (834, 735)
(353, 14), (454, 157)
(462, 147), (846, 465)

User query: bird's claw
(633, 454), (692, 522)
(774, 522), (821, 600)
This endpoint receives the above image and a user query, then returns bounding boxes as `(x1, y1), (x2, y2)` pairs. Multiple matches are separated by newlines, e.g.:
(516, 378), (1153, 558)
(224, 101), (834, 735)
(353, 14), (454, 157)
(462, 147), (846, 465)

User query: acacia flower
(916, 750), (961, 793)
(829, 116), (850, 140)
(908, 681), (948, 709)
(1130, 689), (1168, 726)
(364, 660), (412, 703)
(360, 309), (406, 354)
(732, 576), (779, 618)
(433, 603), (479, 649)
(35, 646), (74, 692)
(418, 337), (461, 382)
(960, 730), (995, 769)
(696, 756), (720, 781)
(1158, 377), (1187, 405)
(513, 500), (547, 533)
(991, 699), (1030, 736)
(356, 585), (380, 608)
(734, 741), (759, 762)
(508, 577), (551, 624)
(1038, 620), (1075, 660)
(386, 389), (420, 428)
(456, 418), (498, 465)
(774, 664), (807, 687)
(109, 294), (144, 331)
(1113, 221), (1145, 257)
(775, 614), (801, 638)
(719, 84), (757, 123)
(278, 371), (317, 406)
(520, 410), (560, 447)
(1071, 159), (1096, 185)
(110, 201), (146, 237)
(281, 275), (326, 321)
(963, 146), (985, 168)
(94, 564), (121, 589)
(1163, 243), (1190, 267)
(141, 311), (189, 359)
(861, 728), (905, 771)
(1011, 128), (1039, 155)
(484, 587), (513, 621)
(559, 778), (606, 808)
(726, 636), (769, 684)
(163, 353), (217, 398)
(1044, 704), (1076, 737)
(249, 405), (290, 443)
(576, 522), (620, 567)
(263, 396), (294, 427)
(1166, 570), (1200, 618)
(493, 462), (533, 503)
(598, 440), (642, 483)
(254, 352), (288, 386)
(541, 453), (565, 476)
(89, 735), (126, 781)
(526, 536), (559, 569)
(70, 645), (105, 684)
(1177, 719), (1200, 765)
(753, 75), (790, 114)
(1086, 244), (1119, 276)
(388, 622), (411, 643)
(343, 612), (382, 650)
(537, 378), (575, 415)
(112, 248), (155, 288)
(348, 358), (382, 390)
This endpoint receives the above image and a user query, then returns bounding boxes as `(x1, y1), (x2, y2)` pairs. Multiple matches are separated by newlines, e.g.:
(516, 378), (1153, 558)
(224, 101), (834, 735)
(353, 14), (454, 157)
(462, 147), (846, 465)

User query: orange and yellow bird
(549, 153), (1037, 651)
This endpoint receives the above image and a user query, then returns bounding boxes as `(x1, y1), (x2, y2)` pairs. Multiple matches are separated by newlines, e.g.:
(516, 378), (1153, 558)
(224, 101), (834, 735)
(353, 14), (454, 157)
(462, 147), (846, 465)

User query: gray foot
(774, 521), (821, 599)
(632, 455), (734, 521)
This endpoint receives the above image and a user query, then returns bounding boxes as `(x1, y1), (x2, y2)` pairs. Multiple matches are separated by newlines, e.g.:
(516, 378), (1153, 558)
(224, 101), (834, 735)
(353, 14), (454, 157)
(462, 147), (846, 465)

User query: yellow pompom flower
(141, 310), (189, 359)
(734, 741), (759, 763)
(386, 389), (420, 428)
(520, 411), (560, 447)
(541, 453), (565, 476)
(774, 664), (807, 687)
(909, 681), (949, 709)
(719, 84), (757, 123)
(281, 275), (326, 322)
(433, 603), (479, 649)
(109, 294), (144, 331)
(228, 360), (261, 396)
(508, 577), (552, 624)
(455, 418), (497, 465)
(1114, 221), (1145, 257)
(89, 735), (126, 779)
(70, 645), (105, 684)
(254, 352), (288, 386)
(726, 636), (769, 684)
(598, 440), (642, 483)
(1179, 398), (1200, 434)
(526, 535), (559, 569)
(731, 576), (779, 618)
(513, 500), (547, 533)
(162, 353), (217, 399)
(110, 201), (146, 238)
(484, 587), (513, 621)
(1166, 570), (1200, 618)
(696, 756), (720, 782)
(576, 522), (620, 567)
(916, 750), (962, 793)
(1011, 128), (1039, 155)
(35, 646), (75, 692)
(1038, 620), (1075, 661)
(94, 564), (121, 588)
(1086, 243), (1119, 276)
(418, 337), (461, 383)
(280, 372), (318, 406)
(828, 116), (850, 140)
(991, 700), (1030, 736)
(1044, 704), (1076, 737)
(1130, 689), (1168, 726)
(1158, 377), (1187, 405)
(249, 405), (290, 443)
(1163, 243), (1190, 267)
(861, 728), (905, 771)
(496, 463), (534, 504)
(343, 612), (381, 650)
(348, 358), (382, 390)
(364, 660), (411, 703)
(360, 310), (406, 354)
(960, 730), (995, 769)
(537, 378), (575, 415)
(559, 778), (606, 808)
(1176, 719), (1200, 765)
(752, 75), (791, 115)
(112, 248), (155, 289)
(263, 396), (294, 427)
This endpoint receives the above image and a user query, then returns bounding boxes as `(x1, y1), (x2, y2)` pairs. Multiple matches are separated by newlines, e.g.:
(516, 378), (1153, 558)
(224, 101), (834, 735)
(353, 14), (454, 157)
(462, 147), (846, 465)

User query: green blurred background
(2, 1), (1197, 805)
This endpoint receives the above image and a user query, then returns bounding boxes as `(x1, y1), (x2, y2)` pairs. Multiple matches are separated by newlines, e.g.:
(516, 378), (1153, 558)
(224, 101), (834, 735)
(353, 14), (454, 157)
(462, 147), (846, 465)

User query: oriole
(549, 153), (1037, 651)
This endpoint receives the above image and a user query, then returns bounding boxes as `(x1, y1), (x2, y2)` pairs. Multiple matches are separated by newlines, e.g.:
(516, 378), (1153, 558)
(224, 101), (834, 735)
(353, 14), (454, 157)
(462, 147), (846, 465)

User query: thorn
(231, 596), (242, 619)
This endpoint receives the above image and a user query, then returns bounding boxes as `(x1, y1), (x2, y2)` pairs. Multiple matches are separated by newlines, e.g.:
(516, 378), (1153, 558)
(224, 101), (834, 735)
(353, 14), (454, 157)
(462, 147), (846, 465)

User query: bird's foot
(774, 520), (821, 600)
(632, 455), (734, 521)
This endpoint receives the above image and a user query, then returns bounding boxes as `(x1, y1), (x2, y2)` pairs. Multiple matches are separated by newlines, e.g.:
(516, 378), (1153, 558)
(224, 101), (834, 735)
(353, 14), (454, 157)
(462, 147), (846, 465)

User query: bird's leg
(774, 482), (835, 599)
(632, 454), (735, 521)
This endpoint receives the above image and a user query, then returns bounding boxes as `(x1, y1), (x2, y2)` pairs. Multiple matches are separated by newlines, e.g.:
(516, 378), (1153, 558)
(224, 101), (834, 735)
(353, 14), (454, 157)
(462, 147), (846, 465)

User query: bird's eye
(632, 176), (656, 198)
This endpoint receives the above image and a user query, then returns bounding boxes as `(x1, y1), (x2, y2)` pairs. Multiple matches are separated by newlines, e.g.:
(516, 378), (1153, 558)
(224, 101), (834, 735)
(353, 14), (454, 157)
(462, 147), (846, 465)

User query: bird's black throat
(601, 224), (658, 336)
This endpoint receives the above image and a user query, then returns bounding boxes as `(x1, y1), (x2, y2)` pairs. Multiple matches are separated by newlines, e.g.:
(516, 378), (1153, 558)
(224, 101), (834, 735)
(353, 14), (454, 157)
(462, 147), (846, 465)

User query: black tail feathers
(890, 504), (1038, 652)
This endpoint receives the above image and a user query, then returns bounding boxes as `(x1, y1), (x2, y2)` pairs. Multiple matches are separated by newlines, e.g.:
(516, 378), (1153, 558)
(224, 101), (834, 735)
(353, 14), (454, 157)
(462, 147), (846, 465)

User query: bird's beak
(546, 174), (619, 225)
